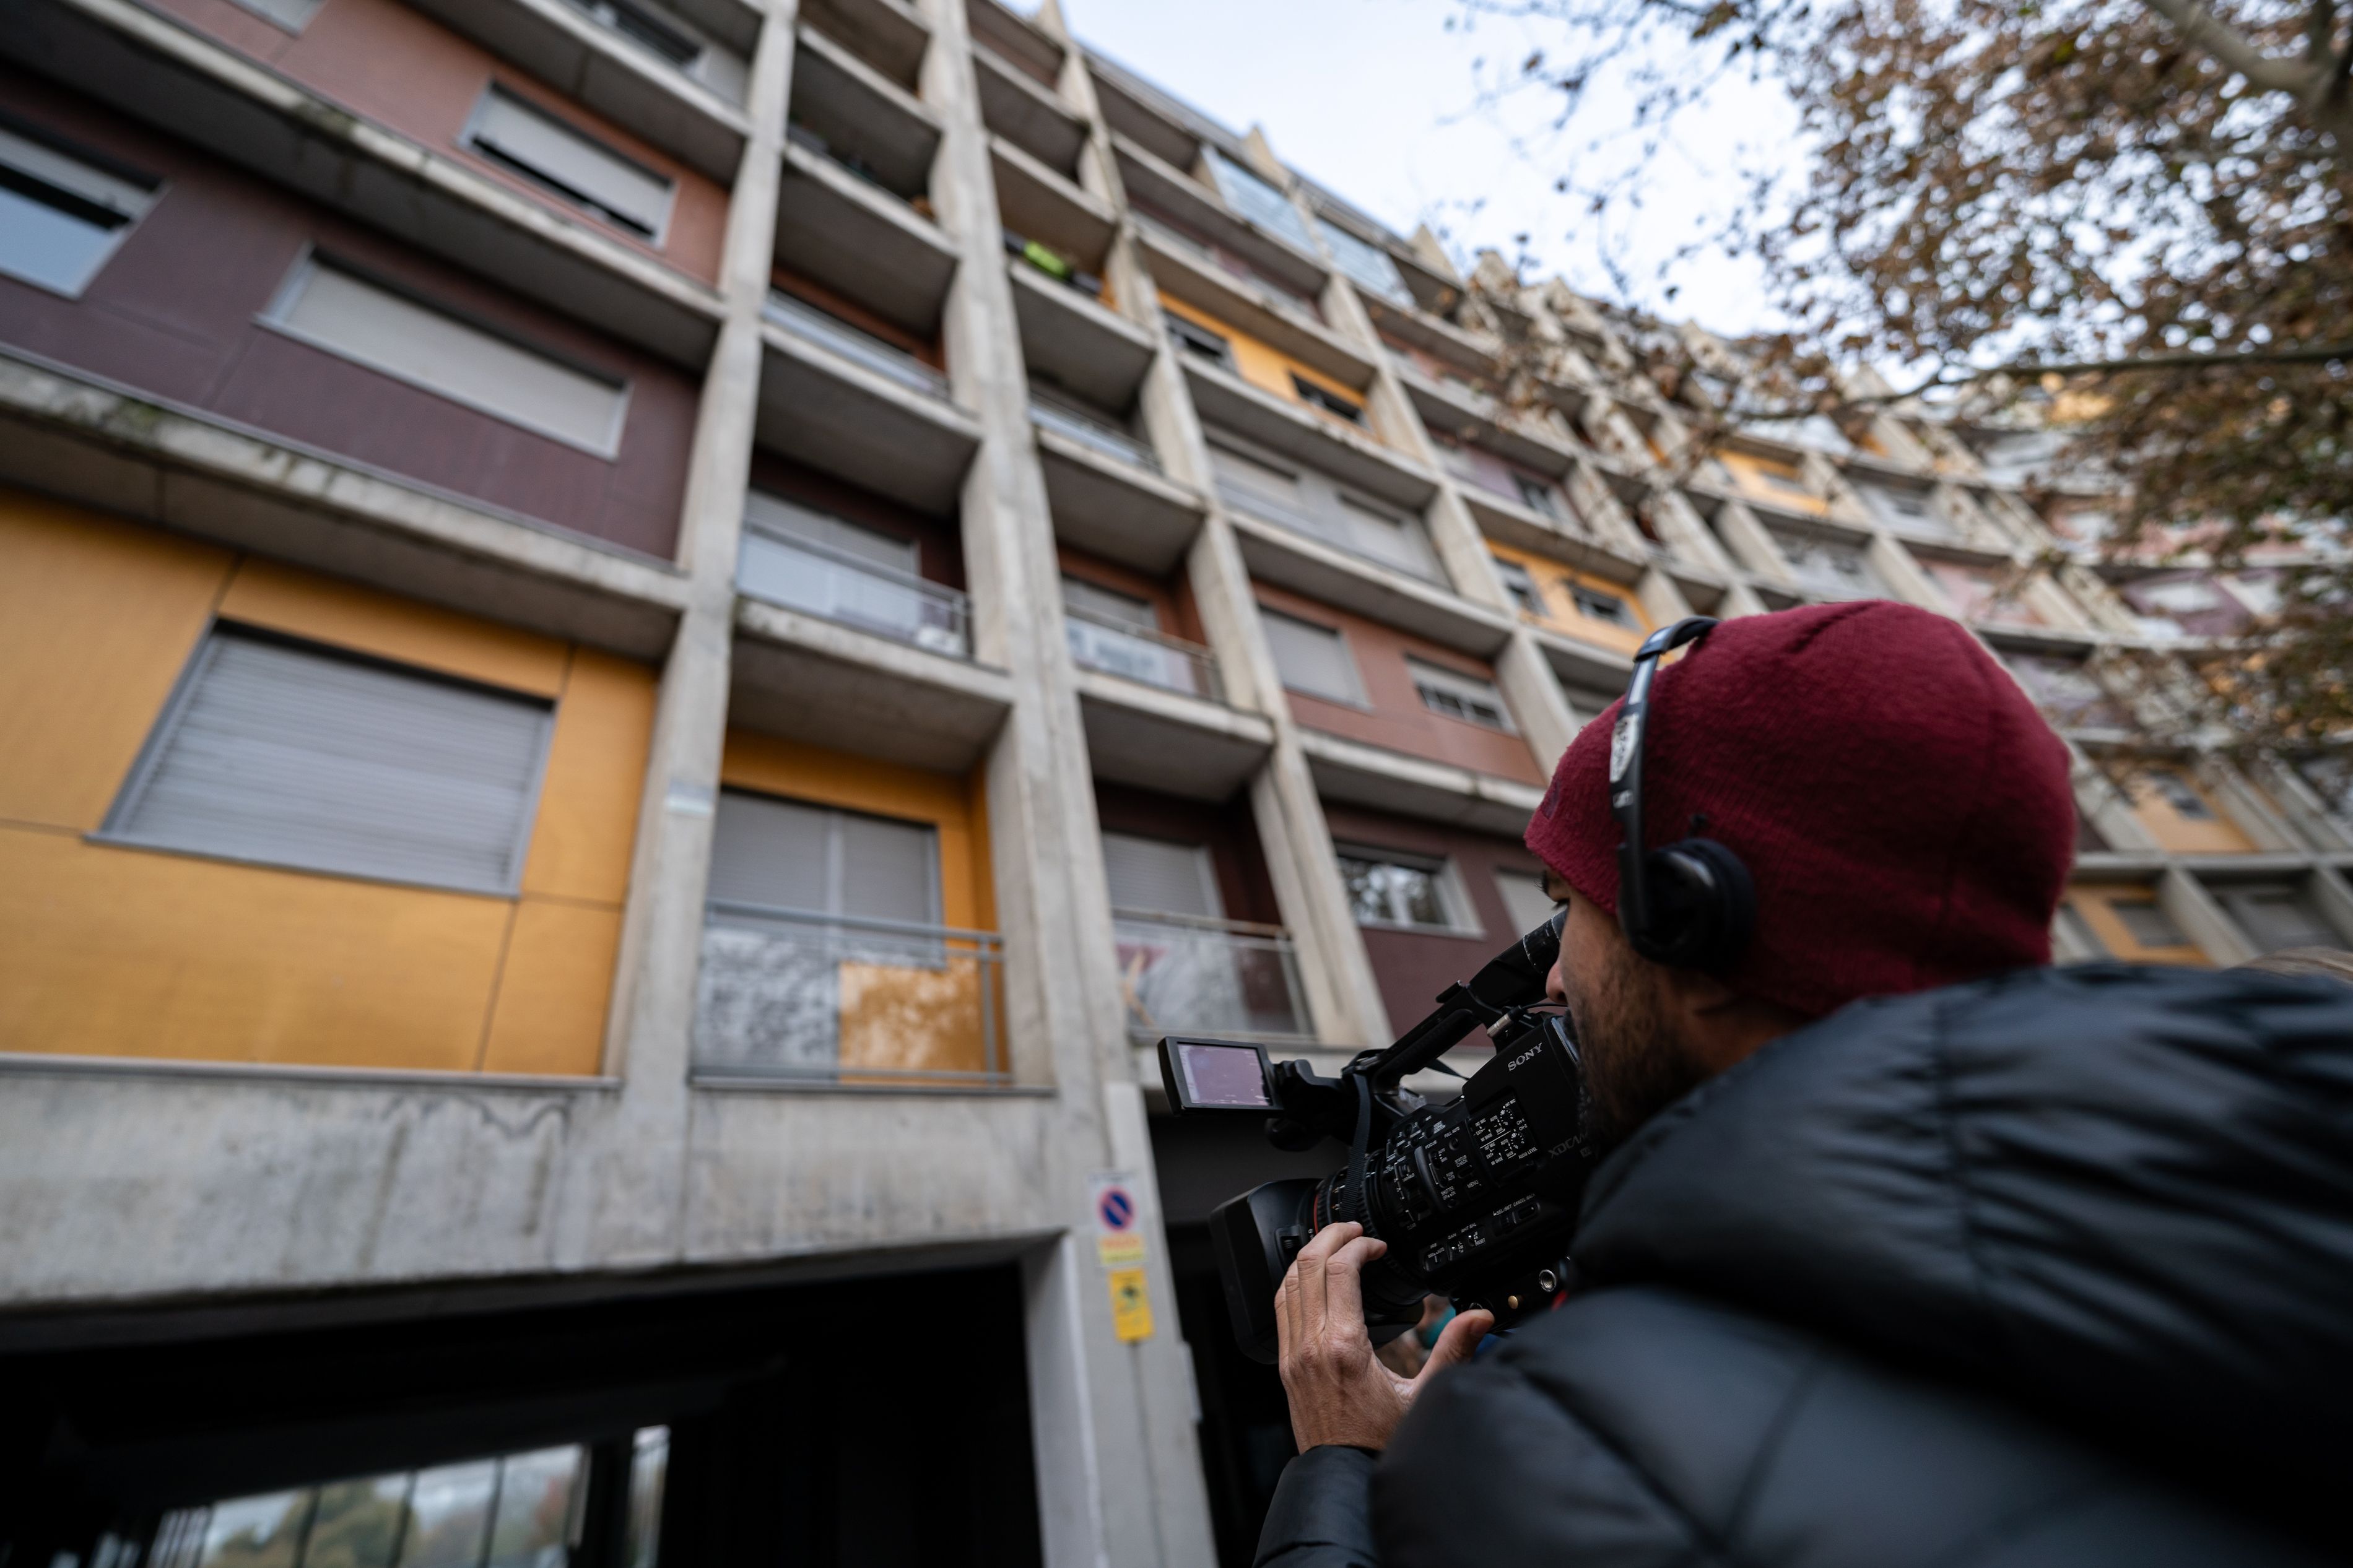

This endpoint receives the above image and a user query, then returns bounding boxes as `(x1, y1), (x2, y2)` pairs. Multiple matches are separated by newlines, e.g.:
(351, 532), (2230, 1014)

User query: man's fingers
(1316, 1232), (1387, 1333)
(1290, 1221), (1359, 1330)
(1414, 1307), (1494, 1385)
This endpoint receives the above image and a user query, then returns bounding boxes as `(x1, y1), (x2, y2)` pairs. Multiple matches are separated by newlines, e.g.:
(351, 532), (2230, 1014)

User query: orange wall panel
(2068, 885), (2210, 965)
(1487, 540), (1650, 657)
(219, 558), (570, 696)
(523, 648), (658, 904)
(1159, 294), (1368, 417)
(0, 497), (232, 831)
(2131, 773), (2256, 854)
(0, 831), (508, 1068)
(480, 899), (625, 1075)
(0, 488), (652, 1075)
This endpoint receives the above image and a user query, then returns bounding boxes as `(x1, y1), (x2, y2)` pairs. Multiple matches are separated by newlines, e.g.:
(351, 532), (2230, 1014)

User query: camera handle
(1342, 1070), (1374, 1226)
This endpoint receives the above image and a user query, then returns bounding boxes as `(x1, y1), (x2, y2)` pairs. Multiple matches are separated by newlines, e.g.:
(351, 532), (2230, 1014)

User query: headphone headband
(1610, 617), (1719, 948)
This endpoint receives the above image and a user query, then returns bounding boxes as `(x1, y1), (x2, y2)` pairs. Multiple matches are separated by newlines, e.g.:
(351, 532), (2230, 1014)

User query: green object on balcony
(1022, 238), (1074, 280)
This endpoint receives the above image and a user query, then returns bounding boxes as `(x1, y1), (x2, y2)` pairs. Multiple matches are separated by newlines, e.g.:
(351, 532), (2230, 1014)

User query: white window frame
(1167, 313), (1237, 371)
(261, 251), (632, 456)
(1567, 581), (1634, 628)
(98, 623), (555, 896)
(1407, 657), (1516, 734)
(0, 119), (159, 298)
(1334, 844), (1482, 936)
(461, 85), (676, 245)
(1491, 556), (1542, 618)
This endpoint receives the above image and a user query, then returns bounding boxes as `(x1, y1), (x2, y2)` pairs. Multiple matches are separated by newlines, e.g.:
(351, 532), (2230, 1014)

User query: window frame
(97, 622), (557, 898)
(1259, 607), (1368, 708)
(460, 84), (677, 245)
(0, 116), (160, 299)
(1334, 844), (1482, 936)
(1567, 582), (1633, 628)
(1490, 555), (1543, 618)
(1166, 312), (1236, 371)
(710, 786), (944, 927)
(1289, 373), (1365, 425)
(1407, 656), (1516, 734)
(259, 249), (632, 457)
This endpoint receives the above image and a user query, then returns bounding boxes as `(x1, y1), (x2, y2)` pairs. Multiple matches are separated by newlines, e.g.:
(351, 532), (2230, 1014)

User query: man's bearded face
(1562, 905), (1709, 1153)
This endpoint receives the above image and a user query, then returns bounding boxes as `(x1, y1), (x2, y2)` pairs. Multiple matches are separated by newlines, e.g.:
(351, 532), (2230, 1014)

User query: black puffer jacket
(1256, 963), (2353, 1566)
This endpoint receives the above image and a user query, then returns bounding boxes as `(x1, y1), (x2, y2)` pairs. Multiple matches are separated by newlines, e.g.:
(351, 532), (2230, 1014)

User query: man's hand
(1274, 1221), (1494, 1452)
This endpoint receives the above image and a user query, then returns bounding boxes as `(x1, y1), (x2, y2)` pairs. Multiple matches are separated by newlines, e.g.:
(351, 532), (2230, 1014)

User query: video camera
(1156, 913), (1594, 1362)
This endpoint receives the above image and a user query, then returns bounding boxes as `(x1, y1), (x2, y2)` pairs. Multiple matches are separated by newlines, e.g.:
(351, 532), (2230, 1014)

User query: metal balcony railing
(737, 525), (972, 657)
(764, 290), (949, 401)
(1134, 212), (1326, 332)
(1111, 911), (1313, 1046)
(1064, 604), (1220, 700)
(694, 903), (1009, 1086)
(1029, 394), (1159, 470)
(1214, 480), (1444, 584)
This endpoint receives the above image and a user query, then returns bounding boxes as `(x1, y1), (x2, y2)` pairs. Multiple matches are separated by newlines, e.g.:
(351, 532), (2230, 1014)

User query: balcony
(768, 290), (948, 399)
(695, 905), (1008, 1086)
(776, 136), (957, 338)
(1066, 604), (1219, 699)
(1135, 216), (1373, 388)
(799, 0), (930, 90)
(737, 524), (970, 657)
(1110, 135), (1327, 300)
(1030, 391), (1156, 470)
(992, 137), (1116, 282)
(973, 43), (1087, 177)
(1111, 911), (1313, 1045)
(790, 26), (942, 202)
(755, 306), (978, 512)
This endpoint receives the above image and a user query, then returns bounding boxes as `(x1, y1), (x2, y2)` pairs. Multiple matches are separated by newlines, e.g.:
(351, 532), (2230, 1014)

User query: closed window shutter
(276, 261), (627, 454)
(471, 89), (674, 238)
(709, 790), (938, 924)
(1261, 610), (1360, 703)
(710, 790), (832, 912)
(1207, 442), (1297, 501)
(110, 630), (550, 892)
(840, 811), (937, 924)
(1339, 498), (1438, 578)
(1102, 831), (1222, 917)
(1061, 576), (1157, 630)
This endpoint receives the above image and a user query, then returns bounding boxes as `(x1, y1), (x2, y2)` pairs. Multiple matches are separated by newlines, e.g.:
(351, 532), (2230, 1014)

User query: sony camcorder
(1156, 912), (1596, 1362)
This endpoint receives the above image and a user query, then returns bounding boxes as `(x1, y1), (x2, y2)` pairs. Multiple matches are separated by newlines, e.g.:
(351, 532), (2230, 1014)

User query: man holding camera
(1256, 601), (2353, 1566)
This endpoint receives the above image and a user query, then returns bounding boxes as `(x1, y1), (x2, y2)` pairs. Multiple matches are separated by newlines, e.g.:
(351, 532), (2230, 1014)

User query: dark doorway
(0, 1262), (1042, 1568)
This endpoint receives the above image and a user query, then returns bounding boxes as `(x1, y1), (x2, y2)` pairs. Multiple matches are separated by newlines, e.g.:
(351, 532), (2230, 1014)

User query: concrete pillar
(1053, 38), (1390, 1051)
(920, 5), (1217, 1562)
(575, 1), (796, 1265)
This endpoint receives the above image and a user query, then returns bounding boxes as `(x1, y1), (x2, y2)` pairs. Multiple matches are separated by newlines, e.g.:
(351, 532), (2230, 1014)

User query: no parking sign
(1089, 1170), (1147, 1266)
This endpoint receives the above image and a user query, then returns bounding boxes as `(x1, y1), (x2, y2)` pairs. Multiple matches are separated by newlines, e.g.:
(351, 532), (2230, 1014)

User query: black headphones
(1609, 617), (1756, 971)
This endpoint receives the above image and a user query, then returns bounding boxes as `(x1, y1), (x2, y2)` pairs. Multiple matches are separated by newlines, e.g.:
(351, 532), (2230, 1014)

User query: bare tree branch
(2145, 0), (2353, 139)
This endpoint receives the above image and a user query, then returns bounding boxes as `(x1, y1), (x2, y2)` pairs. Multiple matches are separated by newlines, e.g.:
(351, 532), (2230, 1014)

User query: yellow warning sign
(1107, 1268), (1154, 1342)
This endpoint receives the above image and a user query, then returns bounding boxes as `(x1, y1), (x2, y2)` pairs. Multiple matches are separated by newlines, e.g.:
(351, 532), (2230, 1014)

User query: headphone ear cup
(1638, 838), (1757, 971)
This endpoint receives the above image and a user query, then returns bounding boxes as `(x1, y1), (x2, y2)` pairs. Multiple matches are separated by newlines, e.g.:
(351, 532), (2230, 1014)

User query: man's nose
(1546, 956), (1568, 1007)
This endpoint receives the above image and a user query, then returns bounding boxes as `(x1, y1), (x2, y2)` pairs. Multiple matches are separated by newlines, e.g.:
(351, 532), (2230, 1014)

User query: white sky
(1058, 0), (1799, 333)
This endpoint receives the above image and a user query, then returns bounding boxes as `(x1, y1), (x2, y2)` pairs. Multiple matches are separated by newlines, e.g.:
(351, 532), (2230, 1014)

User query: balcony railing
(1215, 480), (1443, 583)
(1134, 212), (1326, 332)
(695, 903), (1009, 1086)
(1029, 394), (1159, 470)
(765, 290), (950, 401)
(1065, 604), (1220, 700)
(737, 525), (972, 657)
(1111, 911), (1313, 1045)
(787, 122), (928, 210)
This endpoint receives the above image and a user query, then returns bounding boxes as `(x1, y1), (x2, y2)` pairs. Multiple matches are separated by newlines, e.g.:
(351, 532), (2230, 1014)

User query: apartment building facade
(2, 0), (2349, 1564)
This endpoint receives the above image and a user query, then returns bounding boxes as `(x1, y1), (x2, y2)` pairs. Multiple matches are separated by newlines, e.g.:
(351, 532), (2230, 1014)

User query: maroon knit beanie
(1526, 601), (2075, 1018)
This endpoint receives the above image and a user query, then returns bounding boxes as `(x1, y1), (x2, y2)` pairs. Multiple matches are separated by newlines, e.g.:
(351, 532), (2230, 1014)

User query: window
(149, 1441), (611, 1568)
(2111, 896), (2189, 950)
(222, 0), (324, 28)
(464, 87), (675, 241)
(1204, 148), (1315, 249)
(2054, 902), (2105, 959)
(103, 627), (554, 894)
(2220, 885), (2343, 954)
(267, 258), (630, 454)
(737, 492), (966, 656)
(1167, 313), (1235, 370)
(1512, 474), (1564, 519)
(1261, 609), (1364, 704)
(2006, 652), (2120, 729)
(1337, 847), (1472, 933)
(1568, 584), (1634, 628)
(2294, 755), (2353, 818)
(1062, 574), (1157, 630)
(708, 790), (939, 924)
(1856, 482), (1957, 540)
(1335, 496), (1438, 578)
(563, 0), (703, 66)
(2145, 770), (2217, 821)
(1316, 215), (1408, 304)
(1494, 868), (1560, 935)
(1102, 830), (1222, 917)
(1410, 658), (1514, 732)
(1491, 557), (1542, 618)
(1290, 375), (1365, 425)
(0, 121), (156, 296)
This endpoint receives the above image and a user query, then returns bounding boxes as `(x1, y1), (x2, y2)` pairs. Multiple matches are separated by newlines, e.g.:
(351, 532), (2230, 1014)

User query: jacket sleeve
(1254, 1445), (1381, 1568)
